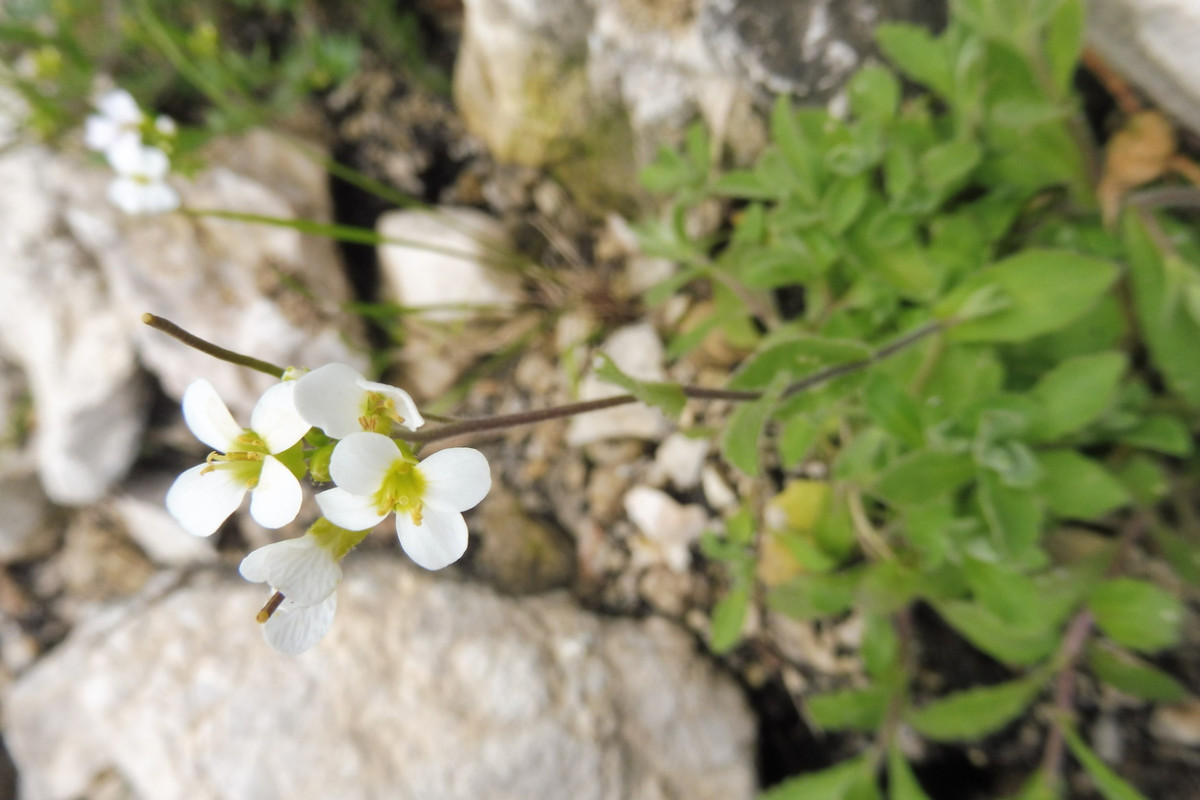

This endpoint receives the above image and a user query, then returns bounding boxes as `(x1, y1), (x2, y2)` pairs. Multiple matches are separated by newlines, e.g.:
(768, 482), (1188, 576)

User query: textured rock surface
(6, 558), (757, 800)
(1087, 0), (1200, 135)
(567, 322), (668, 446)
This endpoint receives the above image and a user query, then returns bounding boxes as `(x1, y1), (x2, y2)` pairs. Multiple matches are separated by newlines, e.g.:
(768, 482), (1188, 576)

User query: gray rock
(0, 145), (149, 505)
(0, 454), (56, 562)
(1087, 0), (1200, 136)
(6, 558), (757, 800)
(107, 470), (217, 567)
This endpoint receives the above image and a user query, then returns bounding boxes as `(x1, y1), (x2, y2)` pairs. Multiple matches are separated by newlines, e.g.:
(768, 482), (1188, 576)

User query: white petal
(249, 456), (303, 529)
(166, 464), (247, 537)
(239, 534), (341, 605)
(96, 88), (142, 124)
(136, 182), (180, 215)
(329, 432), (399, 495)
(107, 177), (147, 215)
(396, 506), (468, 570)
(419, 448), (492, 512)
(316, 487), (387, 531)
(261, 593), (337, 655)
(181, 378), (242, 451)
(357, 379), (425, 431)
(84, 116), (120, 152)
(294, 362), (370, 439)
(251, 381), (310, 453)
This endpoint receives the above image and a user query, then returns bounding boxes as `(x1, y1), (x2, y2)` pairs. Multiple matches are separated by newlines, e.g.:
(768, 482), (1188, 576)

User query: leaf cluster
(635, 1), (1200, 797)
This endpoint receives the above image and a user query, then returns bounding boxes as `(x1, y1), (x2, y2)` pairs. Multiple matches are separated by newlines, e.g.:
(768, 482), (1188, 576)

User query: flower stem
(141, 313), (287, 378)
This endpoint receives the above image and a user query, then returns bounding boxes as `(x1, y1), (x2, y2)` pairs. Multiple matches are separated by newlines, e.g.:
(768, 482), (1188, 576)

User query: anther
(256, 591), (286, 623)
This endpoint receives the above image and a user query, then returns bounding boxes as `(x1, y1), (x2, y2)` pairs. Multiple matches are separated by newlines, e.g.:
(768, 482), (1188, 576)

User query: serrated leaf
(808, 685), (891, 732)
(888, 746), (934, 800)
(934, 600), (1059, 666)
(1089, 578), (1184, 654)
(940, 250), (1119, 343)
(1062, 726), (1153, 800)
(709, 583), (750, 654)
(1028, 352), (1127, 441)
(1036, 450), (1131, 520)
(874, 450), (975, 507)
(1086, 643), (1187, 703)
(906, 676), (1045, 742)
(592, 354), (686, 418)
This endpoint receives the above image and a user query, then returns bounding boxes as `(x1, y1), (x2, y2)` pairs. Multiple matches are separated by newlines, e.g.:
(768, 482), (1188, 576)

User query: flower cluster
(166, 364), (491, 654)
(84, 88), (180, 215)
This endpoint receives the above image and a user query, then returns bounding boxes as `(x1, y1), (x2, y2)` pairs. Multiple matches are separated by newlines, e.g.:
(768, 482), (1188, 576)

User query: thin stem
(141, 314), (286, 378)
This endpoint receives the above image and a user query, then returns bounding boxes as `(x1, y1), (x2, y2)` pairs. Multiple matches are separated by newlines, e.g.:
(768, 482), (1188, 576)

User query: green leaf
(977, 470), (1045, 565)
(888, 746), (933, 800)
(823, 174), (870, 234)
(862, 613), (901, 678)
(721, 391), (777, 477)
(1086, 643), (1187, 703)
(920, 139), (982, 191)
(940, 250), (1119, 343)
(934, 599), (1059, 666)
(962, 558), (1044, 627)
(1036, 450), (1131, 520)
(771, 96), (821, 204)
(1123, 214), (1200, 407)
(875, 23), (952, 98)
(874, 450), (975, 507)
(849, 65), (900, 122)
(1007, 771), (1062, 800)
(1089, 578), (1184, 654)
(729, 336), (870, 392)
(1116, 415), (1194, 456)
(864, 374), (925, 448)
(1114, 456), (1169, 507)
(906, 676), (1046, 742)
(712, 169), (778, 200)
(1044, 0), (1085, 94)
(1028, 352), (1127, 441)
(710, 583), (750, 654)
(1061, 726), (1153, 800)
(1153, 527), (1200, 587)
(760, 756), (875, 800)
(808, 685), (891, 732)
(593, 354), (686, 418)
(768, 570), (861, 620)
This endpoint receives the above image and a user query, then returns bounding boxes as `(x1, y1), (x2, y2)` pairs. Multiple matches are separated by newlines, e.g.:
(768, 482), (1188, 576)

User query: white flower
(167, 378), (311, 537)
(84, 88), (143, 156)
(316, 432), (490, 570)
(239, 532), (341, 655)
(294, 362), (424, 439)
(106, 137), (180, 215)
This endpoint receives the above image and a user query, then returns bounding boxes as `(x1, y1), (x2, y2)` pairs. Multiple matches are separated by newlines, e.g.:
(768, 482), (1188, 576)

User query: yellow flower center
(374, 460), (427, 526)
(200, 430), (269, 487)
(357, 391), (407, 436)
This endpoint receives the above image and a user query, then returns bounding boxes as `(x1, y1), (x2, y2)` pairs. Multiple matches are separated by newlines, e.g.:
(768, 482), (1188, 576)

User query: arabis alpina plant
(294, 362), (425, 438)
(239, 520), (368, 654)
(167, 378), (310, 537)
(317, 432), (491, 570)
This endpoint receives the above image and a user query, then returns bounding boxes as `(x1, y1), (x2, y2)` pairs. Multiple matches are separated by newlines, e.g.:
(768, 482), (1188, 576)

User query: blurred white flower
(167, 378), (310, 537)
(239, 532), (342, 654)
(105, 137), (180, 215)
(84, 88), (143, 156)
(316, 432), (490, 570)
(294, 362), (424, 439)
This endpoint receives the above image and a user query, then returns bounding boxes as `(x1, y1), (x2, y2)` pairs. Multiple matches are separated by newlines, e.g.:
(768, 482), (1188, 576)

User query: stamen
(256, 591), (286, 623)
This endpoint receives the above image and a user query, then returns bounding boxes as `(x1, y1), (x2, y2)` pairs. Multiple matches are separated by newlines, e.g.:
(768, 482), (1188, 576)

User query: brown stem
(1039, 513), (1149, 780)
(142, 313), (287, 378)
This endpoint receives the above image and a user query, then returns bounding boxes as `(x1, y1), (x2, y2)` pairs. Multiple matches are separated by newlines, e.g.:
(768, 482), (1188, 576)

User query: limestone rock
(1088, 0), (1200, 136)
(107, 470), (217, 567)
(0, 455), (56, 563)
(63, 130), (365, 418)
(0, 145), (149, 505)
(6, 558), (757, 800)
(624, 486), (710, 573)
